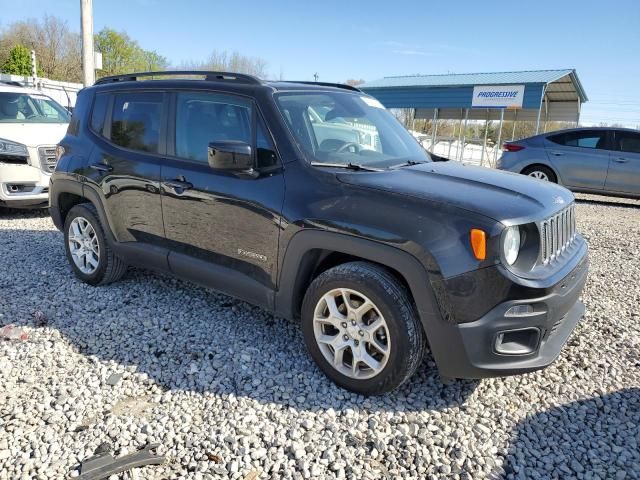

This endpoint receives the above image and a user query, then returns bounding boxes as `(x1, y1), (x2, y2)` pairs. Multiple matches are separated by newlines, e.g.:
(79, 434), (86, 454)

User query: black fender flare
(275, 229), (462, 372)
(78, 182), (119, 246)
(48, 177), (85, 231)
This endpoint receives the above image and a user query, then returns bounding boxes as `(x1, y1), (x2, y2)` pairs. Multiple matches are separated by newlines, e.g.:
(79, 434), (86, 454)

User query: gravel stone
(1, 195), (639, 479)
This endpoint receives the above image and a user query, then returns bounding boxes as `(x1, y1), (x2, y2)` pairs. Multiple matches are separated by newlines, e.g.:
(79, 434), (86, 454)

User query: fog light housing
(494, 327), (540, 355)
(505, 304), (534, 317)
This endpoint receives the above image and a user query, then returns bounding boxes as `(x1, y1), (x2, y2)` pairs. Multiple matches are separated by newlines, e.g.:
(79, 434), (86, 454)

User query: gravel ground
(0, 193), (639, 480)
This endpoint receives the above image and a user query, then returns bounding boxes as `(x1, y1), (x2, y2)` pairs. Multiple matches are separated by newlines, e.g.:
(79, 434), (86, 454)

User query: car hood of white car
(0, 123), (68, 148)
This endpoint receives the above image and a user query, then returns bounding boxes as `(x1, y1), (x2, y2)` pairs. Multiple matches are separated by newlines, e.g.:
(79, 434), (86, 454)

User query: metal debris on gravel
(0, 194), (639, 479)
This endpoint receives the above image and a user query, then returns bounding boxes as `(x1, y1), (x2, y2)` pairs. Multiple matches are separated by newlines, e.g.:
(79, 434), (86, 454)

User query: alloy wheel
(313, 288), (390, 379)
(68, 217), (100, 274)
(528, 170), (549, 181)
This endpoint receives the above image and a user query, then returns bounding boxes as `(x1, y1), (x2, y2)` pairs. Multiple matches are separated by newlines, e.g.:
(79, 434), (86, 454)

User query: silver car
(497, 127), (640, 198)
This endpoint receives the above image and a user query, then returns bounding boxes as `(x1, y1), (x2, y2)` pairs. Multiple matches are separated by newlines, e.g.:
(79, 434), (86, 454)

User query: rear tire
(301, 262), (426, 395)
(522, 165), (557, 183)
(63, 203), (127, 286)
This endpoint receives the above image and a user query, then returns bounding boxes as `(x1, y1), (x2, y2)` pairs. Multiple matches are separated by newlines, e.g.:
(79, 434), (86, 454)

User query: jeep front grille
(38, 146), (57, 173)
(540, 204), (576, 264)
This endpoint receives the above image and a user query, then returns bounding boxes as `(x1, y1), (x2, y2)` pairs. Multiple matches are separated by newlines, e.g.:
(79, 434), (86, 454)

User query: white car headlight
(503, 226), (521, 265)
(0, 138), (28, 157)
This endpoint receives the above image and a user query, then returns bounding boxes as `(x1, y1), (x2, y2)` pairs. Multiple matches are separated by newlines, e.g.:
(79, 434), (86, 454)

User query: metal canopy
(360, 69), (588, 165)
(360, 69), (587, 122)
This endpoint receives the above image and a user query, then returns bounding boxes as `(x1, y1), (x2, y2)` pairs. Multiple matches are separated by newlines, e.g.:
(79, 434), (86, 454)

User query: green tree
(94, 28), (167, 77)
(1, 44), (33, 75)
(141, 50), (169, 71)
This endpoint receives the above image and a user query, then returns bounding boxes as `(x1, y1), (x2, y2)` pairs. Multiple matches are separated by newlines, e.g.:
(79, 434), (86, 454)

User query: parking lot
(0, 194), (639, 480)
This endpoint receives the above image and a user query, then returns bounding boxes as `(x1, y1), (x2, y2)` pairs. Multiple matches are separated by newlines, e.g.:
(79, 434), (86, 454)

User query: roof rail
(94, 70), (262, 86)
(283, 81), (362, 92)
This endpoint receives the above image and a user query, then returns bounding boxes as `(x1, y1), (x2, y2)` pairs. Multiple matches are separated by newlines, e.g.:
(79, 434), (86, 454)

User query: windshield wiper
(310, 162), (383, 172)
(394, 160), (429, 168)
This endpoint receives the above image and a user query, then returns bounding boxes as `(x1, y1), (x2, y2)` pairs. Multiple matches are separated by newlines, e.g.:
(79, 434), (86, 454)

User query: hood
(337, 162), (574, 224)
(0, 123), (68, 148)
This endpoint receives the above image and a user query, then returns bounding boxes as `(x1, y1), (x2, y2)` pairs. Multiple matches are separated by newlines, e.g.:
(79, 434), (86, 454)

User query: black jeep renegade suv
(49, 71), (588, 395)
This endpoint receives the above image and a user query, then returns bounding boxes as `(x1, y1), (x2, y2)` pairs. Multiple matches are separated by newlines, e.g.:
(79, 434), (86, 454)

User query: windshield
(0, 92), (70, 124)
(275, 91), (429, 168)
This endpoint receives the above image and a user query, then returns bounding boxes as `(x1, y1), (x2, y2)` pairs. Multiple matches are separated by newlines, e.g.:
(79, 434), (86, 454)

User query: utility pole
(80, 0), (95, 86)
(30, 50), (38, 82)
(313, 72), (319, 82)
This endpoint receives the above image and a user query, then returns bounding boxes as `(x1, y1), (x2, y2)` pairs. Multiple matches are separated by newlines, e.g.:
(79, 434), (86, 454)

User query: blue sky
(2, 0), (639, 126)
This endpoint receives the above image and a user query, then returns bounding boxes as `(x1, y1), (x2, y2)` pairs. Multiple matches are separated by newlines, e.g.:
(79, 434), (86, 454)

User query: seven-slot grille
(540, 203), (576, 264)
(38, 146), (57, 173)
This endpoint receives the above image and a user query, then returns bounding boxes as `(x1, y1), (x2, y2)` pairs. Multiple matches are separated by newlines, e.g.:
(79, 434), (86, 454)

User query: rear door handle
(613, 157), (630, 163)
(550, 151), (564, 156)
(90, 163), (113, 172)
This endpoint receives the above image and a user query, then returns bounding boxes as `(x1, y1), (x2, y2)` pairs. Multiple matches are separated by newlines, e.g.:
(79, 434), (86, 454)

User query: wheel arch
(276, 230), (442, 327)
(49, 178), (85, 230)
(50, 179), (118, 245)
(521, 162), (561, 184)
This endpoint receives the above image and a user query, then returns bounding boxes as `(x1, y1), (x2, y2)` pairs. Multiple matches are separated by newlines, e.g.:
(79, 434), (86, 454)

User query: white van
(0, 82), (70, 208)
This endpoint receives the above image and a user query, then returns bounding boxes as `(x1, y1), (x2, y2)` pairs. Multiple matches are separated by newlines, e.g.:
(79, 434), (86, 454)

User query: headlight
(0, 138), (28, 157)
(503, 226), (521, 265)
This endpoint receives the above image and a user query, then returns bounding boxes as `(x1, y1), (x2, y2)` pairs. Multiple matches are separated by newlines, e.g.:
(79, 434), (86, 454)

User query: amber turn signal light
(470, 229), (486, 260)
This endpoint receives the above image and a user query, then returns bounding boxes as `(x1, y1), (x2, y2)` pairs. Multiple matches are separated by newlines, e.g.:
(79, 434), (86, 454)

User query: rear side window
(90, 93), (109, 135)
(110, 92), (163, 153)
(548, 130), (607, 150)
(175, 92), (251, 163)
(616, 132), (640, 154)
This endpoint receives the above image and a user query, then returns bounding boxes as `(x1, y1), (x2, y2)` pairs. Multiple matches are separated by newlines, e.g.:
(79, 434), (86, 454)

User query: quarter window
(110, 92), (163, 153)
(616, 132), (640, 154)
(175, 92), (252, 163)
(90, 93), (109, 135)
(548, 131), (607, 150)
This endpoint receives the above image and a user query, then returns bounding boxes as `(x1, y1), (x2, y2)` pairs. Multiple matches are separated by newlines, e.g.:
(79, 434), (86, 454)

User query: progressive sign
(472, 85), (525, 109)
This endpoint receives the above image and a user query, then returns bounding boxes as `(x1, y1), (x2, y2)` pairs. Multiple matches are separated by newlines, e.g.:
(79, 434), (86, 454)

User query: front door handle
(90, 163), (113, 172)
(613, 157), (630, 163)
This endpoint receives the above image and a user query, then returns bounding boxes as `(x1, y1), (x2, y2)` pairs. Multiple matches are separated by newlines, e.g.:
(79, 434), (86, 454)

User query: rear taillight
(502, 143), (525, 152)
(55, 145), (65, 162)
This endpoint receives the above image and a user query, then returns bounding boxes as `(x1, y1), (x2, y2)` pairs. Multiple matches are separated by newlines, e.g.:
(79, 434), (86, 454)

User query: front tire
(301, 262), (426, 395)
(63, 203), (127, 286)
(522, 165), (557, 183)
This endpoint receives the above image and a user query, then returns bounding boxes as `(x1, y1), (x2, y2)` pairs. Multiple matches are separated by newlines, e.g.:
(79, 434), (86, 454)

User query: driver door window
(175, 92), (251, 163)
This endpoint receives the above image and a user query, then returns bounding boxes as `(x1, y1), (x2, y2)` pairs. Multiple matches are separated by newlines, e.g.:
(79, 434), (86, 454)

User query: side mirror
(208, 141), (253, 171)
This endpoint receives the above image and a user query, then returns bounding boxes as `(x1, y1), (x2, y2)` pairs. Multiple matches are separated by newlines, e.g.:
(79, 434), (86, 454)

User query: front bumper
(0, 163), (50, 208)
(434, 252), (589, 379)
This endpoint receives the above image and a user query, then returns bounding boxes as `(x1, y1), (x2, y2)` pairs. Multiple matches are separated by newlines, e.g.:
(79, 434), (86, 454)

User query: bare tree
(0, 15), (82, 82)
(180, 49), (269, 78)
